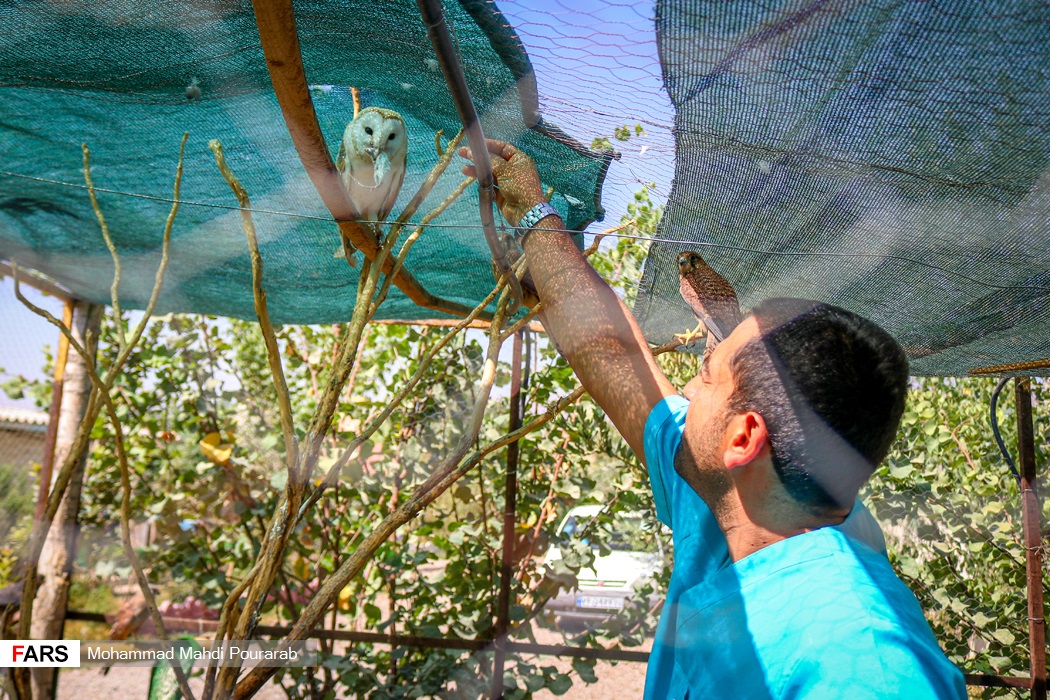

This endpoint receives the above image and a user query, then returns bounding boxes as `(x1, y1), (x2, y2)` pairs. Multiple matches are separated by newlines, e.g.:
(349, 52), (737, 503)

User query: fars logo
(0, 641), (80, 667)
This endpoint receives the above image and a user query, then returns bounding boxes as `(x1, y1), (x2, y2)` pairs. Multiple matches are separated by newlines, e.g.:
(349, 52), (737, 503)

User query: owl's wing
(336, 140), (347, 172)
(378, 159), (407, 222)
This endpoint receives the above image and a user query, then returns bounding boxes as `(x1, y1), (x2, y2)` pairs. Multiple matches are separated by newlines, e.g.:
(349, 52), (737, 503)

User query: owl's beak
(365, 146), (380, 162)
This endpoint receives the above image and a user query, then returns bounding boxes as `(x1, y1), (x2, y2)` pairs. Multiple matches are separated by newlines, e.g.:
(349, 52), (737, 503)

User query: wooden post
(33, 300), (73, 523)
(1015, 378), (1046, 700)
(30, 300), (103, 700)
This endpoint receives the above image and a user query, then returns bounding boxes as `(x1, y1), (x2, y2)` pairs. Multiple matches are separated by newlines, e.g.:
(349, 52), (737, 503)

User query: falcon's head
(678, 250), (708, 275)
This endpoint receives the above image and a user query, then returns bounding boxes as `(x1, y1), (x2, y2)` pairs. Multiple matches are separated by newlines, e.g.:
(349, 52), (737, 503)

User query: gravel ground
(529, 625), (650, 700)
(54, 624), (651, 699)
(55, 666), (288, 700)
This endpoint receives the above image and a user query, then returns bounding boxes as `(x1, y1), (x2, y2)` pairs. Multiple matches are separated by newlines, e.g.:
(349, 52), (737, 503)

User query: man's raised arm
(461, 140), (678, 461)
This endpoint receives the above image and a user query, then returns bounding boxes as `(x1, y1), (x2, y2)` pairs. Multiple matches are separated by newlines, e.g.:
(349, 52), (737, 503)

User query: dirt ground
(54, 623), (650, 699)
(528, 624), (650, 700)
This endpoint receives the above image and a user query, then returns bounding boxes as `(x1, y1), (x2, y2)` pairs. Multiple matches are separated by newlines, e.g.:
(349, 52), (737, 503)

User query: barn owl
(336, 107), (408, 236)
(676, 250), (743, 363)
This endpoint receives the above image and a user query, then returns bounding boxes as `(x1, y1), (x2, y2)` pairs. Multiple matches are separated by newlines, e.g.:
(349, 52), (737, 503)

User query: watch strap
(515, 202), (560, 244)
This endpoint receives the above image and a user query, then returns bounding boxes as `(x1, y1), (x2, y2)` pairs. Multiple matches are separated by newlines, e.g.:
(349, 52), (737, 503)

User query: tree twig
(368, 176), (475, 319)
(301, 276), (507, 516)
(11, 135), (186, 700)
(109, 134), (185, 380)
(209, 139), (299, 474)
(83, 143), (124, 350)
(14, 283), (196, 700)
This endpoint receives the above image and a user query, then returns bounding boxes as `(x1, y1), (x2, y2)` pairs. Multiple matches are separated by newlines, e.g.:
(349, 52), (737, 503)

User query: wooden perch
(250, 0), (482, 320)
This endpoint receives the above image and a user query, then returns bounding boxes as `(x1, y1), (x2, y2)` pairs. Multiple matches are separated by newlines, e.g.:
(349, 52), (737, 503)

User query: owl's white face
(338, 107), (409, 222)
(345, 108), (407, 181)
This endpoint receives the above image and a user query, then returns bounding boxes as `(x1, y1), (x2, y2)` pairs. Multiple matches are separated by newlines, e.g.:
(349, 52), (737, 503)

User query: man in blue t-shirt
(461, 141), (965, 698)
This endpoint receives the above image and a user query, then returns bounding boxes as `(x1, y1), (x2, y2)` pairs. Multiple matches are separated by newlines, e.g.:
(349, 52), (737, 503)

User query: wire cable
(3, 170), (1050, 294)
(989, 376), (1021, 487)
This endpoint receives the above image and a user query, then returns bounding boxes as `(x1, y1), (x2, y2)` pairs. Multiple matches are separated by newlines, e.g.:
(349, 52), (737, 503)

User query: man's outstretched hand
(459, 139), (547, 227)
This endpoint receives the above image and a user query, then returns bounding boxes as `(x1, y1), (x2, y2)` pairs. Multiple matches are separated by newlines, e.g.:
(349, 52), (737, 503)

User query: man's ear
(723, 412), (770, 469)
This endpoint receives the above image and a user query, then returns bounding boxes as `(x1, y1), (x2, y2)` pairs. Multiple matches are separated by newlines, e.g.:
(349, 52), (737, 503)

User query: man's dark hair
(727, 298), (908, 515)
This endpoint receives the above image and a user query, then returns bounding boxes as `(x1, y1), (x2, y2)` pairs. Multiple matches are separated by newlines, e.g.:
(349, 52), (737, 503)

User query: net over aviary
(636, 0), (1050, 377)
(0, 0), (612, 324)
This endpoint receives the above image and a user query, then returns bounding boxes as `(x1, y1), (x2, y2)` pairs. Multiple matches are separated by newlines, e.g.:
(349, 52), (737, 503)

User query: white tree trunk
(30, 301), (102, 700)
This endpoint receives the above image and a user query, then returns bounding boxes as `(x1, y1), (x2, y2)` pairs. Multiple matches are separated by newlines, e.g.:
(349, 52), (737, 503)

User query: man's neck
(714, 496), (846, 562)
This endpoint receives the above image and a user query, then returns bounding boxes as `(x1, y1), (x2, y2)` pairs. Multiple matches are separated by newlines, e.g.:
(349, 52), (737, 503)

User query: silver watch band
(515, 202), (560, 245)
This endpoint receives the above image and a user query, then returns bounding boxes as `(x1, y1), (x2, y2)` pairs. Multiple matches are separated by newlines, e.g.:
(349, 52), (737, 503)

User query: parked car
(543, 505), (665, 628)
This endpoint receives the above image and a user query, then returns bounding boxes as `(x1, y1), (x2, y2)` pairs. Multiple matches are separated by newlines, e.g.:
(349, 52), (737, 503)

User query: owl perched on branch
(677, 250), (743, 363)
(336, 107), (408, 234)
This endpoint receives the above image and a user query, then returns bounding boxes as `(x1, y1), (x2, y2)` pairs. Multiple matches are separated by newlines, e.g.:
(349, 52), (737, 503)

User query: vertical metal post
(1015, 378), (1046, 700)
(492, 331), (524, 699)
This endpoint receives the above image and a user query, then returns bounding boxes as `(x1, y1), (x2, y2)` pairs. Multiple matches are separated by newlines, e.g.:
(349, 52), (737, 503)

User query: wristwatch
(515, 202), (560, 245)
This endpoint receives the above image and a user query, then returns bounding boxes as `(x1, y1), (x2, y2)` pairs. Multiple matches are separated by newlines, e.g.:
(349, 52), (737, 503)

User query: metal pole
(1015, 378), (1046, 700)
(491, 331), (524, 699)
(416, 0), (524, 313)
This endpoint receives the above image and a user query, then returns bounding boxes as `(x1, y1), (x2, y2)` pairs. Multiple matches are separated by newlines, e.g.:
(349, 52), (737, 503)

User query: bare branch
(109, 133), (186, 383)
(368, 176), (475, 318)
(82, 143), (124, 349)
(389, 129), (466, 230)
(11, 135), (188, 700)
(14, 274), (196, 700)
(209, 139), (299, 472)
(302, 275), (508, 517)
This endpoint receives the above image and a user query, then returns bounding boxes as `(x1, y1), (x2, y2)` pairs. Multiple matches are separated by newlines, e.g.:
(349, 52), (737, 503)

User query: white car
(543, 505), (665, 628)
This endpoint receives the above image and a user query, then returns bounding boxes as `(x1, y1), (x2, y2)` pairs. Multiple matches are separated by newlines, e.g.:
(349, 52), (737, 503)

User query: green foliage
(867, 377), (1049, 697)
(591, 123), (647, 152)
(0, 461), (36, 585)
(54, 176), (1046, 699)
(0, 354), (52, 408)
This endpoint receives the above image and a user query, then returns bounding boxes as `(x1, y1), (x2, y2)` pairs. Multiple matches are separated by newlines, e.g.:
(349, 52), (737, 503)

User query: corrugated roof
(0, 407), (49, 429)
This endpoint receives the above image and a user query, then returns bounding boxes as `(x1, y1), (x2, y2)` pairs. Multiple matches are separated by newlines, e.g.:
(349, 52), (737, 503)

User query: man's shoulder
(672, 528), (965, 699)
(748, 529), (965, 698)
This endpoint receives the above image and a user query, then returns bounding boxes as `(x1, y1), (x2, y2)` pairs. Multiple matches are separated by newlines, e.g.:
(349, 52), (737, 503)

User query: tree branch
(209, 139), (299, 473)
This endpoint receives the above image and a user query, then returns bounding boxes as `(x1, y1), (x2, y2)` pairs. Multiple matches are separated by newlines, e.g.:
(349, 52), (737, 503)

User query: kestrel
(676, 250), (743, 362)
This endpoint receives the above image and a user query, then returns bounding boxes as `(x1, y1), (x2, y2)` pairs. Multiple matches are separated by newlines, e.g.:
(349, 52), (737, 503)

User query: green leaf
(546, 672), (573, 695)
(991, 629), (1016, 646)
(571, 658), (599, 684)
(364, 603), (382, 622)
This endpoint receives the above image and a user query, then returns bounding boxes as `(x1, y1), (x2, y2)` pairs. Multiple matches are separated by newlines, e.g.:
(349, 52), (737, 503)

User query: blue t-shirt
(643, 396), (965, 700)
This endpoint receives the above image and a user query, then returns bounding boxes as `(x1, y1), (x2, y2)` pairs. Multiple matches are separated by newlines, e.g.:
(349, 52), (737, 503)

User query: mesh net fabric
(635, 0), (1050, 377)
(0, 0), (611, 325)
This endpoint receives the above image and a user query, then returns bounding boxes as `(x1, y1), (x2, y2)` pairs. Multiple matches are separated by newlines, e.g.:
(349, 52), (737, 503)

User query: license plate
(576, 595), (624, 610)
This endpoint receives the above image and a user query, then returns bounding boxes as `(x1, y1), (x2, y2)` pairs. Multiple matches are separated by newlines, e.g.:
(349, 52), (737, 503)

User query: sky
(0, 0), (676, 410)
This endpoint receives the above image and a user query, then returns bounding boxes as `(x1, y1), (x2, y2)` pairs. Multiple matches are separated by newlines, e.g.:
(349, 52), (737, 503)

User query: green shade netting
(0, 0), (611, 324)
(637, 0), (1050, 376)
